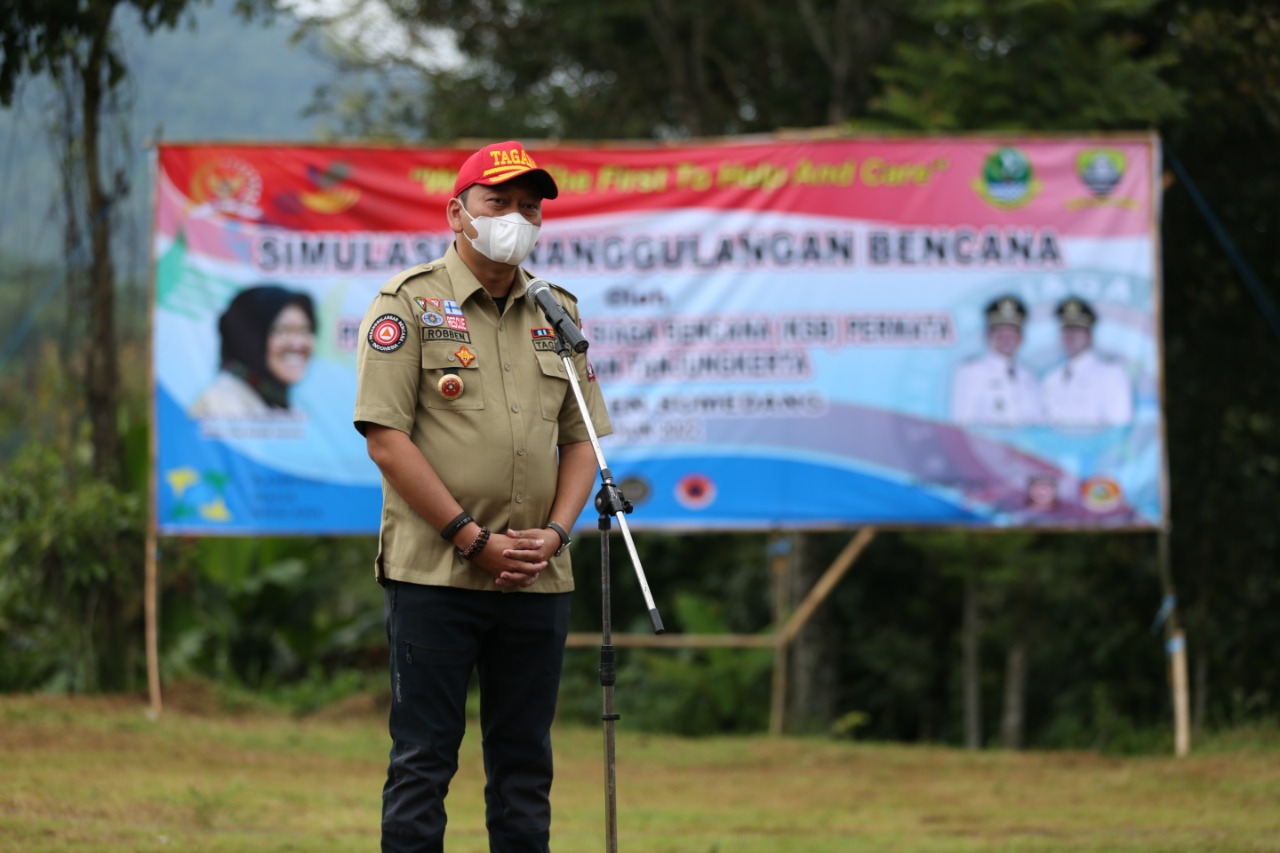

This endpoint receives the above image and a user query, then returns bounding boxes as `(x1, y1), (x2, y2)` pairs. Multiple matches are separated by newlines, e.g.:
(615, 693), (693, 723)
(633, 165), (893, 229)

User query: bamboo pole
(569, 528), (877, 738)
(1169, 629), (1190, 757)
(565, 633), (774, 649)
(778, 527), (876, 646)
(145, 529), (161, 719)
(144, 143), (162, 721)
(1157, 530), (1189, 756)
(769, 534), (792, 735)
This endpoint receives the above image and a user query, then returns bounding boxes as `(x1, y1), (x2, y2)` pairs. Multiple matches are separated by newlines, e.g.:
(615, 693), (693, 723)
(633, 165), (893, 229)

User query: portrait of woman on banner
(189, 284), (316, 420)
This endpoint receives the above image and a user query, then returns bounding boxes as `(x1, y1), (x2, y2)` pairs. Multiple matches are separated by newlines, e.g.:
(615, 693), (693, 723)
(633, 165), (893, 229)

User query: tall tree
(1155, 0), (1280, 731)
(2, 1), (188, 483)
(293, 0), (909, 141)
(872, 0), (1183, 130)
(0, 0), (275, 484)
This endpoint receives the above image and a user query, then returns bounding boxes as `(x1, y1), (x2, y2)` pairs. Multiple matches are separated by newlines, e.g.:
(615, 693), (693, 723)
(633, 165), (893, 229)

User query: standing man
(1041, 296), (1132, 427)
(354, 140), (611, 853)
(949, 294), (1042, 426)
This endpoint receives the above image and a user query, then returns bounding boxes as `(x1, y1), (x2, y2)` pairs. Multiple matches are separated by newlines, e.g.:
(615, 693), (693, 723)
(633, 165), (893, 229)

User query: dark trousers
(380, 581), (571, 853)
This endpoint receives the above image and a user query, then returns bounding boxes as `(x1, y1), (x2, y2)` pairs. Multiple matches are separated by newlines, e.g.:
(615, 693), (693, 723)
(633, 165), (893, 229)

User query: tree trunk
(1193, 641), (1207, 734)
(1000, 571), (1035, 750)
(962, 572), (982, 749)
(1000, 638), (1028, 749)
(80, 19), (122, 487)
(786, 533), (839, 733)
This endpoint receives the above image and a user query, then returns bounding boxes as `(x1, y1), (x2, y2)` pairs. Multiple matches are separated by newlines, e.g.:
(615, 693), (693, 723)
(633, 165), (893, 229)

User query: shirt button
(511, 404), (520, 413)
(516, 447), (526, 456)
(515, 495), (524, 503)
(503, 362), (511, 371)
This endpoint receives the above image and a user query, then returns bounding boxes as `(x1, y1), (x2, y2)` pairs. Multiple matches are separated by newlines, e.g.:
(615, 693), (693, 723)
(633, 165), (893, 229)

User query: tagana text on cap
(453, 140), (559, 200)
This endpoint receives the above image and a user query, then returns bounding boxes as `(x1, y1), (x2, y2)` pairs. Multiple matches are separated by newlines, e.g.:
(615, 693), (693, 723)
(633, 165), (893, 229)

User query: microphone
(526, 278), (589, 354)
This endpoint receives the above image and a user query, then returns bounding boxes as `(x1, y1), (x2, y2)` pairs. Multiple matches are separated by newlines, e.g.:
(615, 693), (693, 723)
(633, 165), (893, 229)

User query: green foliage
(558, 533), (774, 734)
(295, 0), (912, 140)
(0, 440), (145, 691)
(830, 709), (871, 739)
(1036, 683), (1175, 755)
(872, 0), (1184, 130)
(1157, 1), (1280, 732)
(616, 593), (773, 736)
(157, 535), (385, 699)
(0, 0), (281, 107)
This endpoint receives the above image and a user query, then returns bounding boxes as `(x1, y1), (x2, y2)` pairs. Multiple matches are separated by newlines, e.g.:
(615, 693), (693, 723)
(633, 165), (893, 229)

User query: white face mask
(458, 204), (541, 265)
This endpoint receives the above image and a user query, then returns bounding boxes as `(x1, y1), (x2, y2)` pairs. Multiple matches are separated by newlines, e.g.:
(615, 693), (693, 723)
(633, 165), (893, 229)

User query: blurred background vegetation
(1, 0), (1277, 753)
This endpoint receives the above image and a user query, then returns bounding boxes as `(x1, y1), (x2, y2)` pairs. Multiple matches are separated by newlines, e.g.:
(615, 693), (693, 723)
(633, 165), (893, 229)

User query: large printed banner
(152, 136), (1165, 535)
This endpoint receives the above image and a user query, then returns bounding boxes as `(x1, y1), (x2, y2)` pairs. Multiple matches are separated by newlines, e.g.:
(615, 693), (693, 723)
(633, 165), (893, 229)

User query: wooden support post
(568, 528), (877, 738)
(768, 534), (791, 736)
(778, 527), (876, 646)
(1157, 530), (1189, 756)
(145, 528), (161, 719)
(1169, 629), (1190, 757)
(565, 633), (773, 649)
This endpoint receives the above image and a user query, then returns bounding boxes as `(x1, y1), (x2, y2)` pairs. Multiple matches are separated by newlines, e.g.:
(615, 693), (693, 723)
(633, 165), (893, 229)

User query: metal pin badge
(438, 373), (465, 400)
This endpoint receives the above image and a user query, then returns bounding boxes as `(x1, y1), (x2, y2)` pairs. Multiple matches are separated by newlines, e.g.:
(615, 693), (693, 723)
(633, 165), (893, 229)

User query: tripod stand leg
(599, 515), (619, 852)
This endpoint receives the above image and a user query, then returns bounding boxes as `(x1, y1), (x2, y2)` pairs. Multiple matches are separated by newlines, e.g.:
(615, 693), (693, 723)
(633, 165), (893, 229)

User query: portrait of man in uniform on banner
(1041, 296), (1133, 428)
(948, 294), (1042, 427)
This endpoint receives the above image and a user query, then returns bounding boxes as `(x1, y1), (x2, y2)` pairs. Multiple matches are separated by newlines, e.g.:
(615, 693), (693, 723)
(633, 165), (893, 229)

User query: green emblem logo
(972, 147), (1041, 209)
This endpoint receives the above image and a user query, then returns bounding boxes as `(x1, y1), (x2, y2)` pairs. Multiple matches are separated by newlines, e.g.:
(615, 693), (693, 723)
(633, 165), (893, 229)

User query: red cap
(452, 140), (559, 199)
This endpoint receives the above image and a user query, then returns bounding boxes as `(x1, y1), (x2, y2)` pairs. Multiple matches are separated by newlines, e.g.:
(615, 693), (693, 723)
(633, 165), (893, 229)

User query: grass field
(2, 688), (1278, 852)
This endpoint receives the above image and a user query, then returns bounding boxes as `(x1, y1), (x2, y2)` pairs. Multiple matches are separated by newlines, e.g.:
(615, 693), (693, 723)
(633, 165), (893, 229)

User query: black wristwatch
(546, 521), (571, 556)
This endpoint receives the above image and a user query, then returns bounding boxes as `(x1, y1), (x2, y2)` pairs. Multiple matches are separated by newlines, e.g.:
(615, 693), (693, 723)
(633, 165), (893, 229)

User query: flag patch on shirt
(444, 300), (464, 316)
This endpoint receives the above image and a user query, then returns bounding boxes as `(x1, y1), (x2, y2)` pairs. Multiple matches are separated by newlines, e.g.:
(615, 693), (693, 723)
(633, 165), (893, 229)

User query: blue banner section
(155, 390), (382, 535)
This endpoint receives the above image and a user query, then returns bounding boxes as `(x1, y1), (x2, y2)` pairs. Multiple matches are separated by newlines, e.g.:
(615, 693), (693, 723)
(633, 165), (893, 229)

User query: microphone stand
(549, 328), (663, 853)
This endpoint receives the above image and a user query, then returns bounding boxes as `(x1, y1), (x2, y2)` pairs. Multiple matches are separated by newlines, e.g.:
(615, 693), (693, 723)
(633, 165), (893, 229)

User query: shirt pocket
(422, 344), (484, 411)
(534, 350), (572, 422)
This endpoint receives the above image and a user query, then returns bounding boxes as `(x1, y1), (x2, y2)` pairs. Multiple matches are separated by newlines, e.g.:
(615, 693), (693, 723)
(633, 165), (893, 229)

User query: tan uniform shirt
(354, 246), (612, 591)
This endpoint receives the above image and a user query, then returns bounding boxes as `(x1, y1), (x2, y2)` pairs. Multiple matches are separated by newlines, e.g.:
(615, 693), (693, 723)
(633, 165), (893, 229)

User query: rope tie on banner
(766, 536), (792, 559)
(1150, 593), (1176, 634)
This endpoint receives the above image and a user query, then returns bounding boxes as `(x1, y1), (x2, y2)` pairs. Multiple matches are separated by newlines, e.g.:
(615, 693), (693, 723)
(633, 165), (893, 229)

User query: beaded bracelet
(458, 526), (491, 561)
(440, 511), (474, 542)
